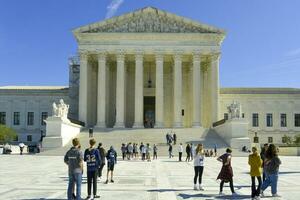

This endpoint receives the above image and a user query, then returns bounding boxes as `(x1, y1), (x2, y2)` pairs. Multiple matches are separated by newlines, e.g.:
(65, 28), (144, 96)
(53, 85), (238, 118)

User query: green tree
(294, 134), (300, 145)
(282, 134), (292, 144)
(0, 125), (17, 144)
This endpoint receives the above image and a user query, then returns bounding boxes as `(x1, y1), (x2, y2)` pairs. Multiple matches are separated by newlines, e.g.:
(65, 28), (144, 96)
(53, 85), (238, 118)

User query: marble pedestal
(43, 117), (82, 148)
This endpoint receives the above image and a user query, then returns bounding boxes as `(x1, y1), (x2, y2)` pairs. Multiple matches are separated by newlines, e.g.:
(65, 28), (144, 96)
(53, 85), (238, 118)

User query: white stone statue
(52, 99), (69, 119)
(227, 101), (242, 119)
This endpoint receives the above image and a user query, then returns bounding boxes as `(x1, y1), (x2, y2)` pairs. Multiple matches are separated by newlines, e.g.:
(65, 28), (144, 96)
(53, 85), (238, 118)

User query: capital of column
(193, 52), (201, 63)
(97, 52), (107, 61)
(116, 50), (125, 61)
(135, 51), (144, 62)
(155, 53), (164, 62)
(173, 53), (182, 63)
(79, 52), (88, 60)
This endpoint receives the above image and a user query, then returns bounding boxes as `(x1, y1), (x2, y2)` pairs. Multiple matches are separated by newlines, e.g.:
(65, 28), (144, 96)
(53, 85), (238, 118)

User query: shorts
(107, 163), (115, 171)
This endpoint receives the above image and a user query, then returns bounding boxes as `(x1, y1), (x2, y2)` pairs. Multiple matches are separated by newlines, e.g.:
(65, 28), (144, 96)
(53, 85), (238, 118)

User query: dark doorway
(144, 96), (155, 128)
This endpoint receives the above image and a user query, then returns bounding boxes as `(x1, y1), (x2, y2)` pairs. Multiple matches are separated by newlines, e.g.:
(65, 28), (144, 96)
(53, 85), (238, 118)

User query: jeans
(87, 170), (98, 196)
(261, 172), (278, 195)
(194, 166), (204, 184)
(179, 152), (182, 161)
(68, 173), (82, 200)
(251, 176), (262, 197)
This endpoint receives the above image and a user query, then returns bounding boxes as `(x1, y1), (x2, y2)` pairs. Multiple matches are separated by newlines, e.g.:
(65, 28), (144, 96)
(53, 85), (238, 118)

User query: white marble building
(0, 7), (300, 145)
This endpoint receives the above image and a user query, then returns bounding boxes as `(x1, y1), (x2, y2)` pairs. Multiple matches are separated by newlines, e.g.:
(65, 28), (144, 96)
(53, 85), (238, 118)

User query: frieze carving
(80, 7), (223, 34)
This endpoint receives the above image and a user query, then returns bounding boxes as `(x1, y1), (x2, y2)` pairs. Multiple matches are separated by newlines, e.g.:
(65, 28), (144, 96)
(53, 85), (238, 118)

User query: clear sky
(1, 0), (300, 88)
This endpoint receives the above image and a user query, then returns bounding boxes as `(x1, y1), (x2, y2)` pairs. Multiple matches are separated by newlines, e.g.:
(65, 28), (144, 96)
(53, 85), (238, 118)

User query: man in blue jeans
(64, 138), (83, 200)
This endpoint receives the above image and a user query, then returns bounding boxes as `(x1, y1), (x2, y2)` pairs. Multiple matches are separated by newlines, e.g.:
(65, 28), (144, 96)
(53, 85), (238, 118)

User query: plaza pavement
(0, 155), (299, 200)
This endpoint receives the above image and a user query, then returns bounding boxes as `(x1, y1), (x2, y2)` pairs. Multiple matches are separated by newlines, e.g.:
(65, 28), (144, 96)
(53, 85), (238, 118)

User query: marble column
(173, 53), (183, 128)
(192, 53), (201, 127)
(114, 53), (126, 128)
(78, 53), (88, 125)
(96, 53), (107, 128)
(133, 53), (144, 128)
(211, 54), (220, 124)
(155, 54), (164, 128)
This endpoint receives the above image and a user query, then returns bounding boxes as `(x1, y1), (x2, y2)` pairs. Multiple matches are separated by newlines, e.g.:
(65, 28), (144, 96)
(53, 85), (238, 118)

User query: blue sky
(0, 0), (300, 88)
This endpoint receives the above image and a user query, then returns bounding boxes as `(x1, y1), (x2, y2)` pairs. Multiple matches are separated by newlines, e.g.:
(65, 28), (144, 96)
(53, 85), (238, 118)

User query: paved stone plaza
(0, 155), (299, 200)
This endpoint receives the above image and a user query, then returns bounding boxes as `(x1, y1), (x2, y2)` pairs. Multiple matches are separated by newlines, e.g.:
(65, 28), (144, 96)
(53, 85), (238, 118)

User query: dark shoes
(110, 179), (114, 183)
(94, 195), (100, 198)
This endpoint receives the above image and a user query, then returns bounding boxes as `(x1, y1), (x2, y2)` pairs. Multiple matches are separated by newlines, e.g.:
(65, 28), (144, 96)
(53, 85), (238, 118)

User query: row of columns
(78, 52), (220, 128)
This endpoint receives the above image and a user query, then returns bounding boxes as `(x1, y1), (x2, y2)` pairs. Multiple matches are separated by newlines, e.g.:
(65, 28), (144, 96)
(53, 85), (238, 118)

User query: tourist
(248, 146), (262, 199)
(190, 143), (195, 161)
(173, 132), (177, 145)
(209, 149), (214, 157)
(260, 144), (281, 197)
(146, 143), (151, 162)
(193, 144), (205, 191)
(214, 143), (218, 157)
(121, 143), (126, 160)
(133, 143), (138, 158)
(88, 128), (93, 138)
(141, 144), (146, 161)
(178, 143), (183, 161)
(153, 144), (158, 160)
(139, 142), (144, 159)
(127, 142), (133, 160)
(84, 138), (101, 199)
(168, 144), (173, 158)
(97, 143), (106, 179)
(260, 143), (269, 181)
(185, 143), (191, 162)
(19, 142), (25, 155)
(105, 146), (117, 184)
(64, 138), (83, 200)
(217, 148), (236, 196)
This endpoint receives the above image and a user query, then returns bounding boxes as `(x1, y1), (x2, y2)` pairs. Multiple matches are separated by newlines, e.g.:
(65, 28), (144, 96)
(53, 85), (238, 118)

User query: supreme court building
(73, 7), (224, 129)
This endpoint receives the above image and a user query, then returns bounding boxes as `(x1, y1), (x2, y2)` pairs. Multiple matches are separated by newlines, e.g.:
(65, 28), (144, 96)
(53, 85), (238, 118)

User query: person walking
(193, 144), (205, 191)
(173, 133), (177, 145)
(214, 144), (217, 157)
(84, 139), (101, 200)
(139, 142), (144, 160)
(153, 144), (158, 160)
(248, 147), (263, 200)
(260, 144), (281, 198)
(260, 143), (268, 181)
(168, 144), (173, 158)
(97, 143), (106, 179)
(105, 146), (117, 184)
(178, 143), (183, 162)
(185, 144), (191, 162)
(19, 143), (25, 155)
(64, 138), (83, 200)
(146, 143), (152, 162)
(141, 144), (146, 161)
(121, 143), (126, 160)
(217, 148), (236, 196)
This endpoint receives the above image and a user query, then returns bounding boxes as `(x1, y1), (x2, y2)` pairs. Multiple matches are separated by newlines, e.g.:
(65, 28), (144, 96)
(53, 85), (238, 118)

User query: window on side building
(13, 112), (20, 125)
(224, 113), (228, 120)
(280, 113), (287, 127)
(27, 135), (32, 142)
(0, 112), (6, 125)
(268, 137), (273, 143)
(252, 113), (259, 127)
(295, 114), (300, 127)
(27, 112), (34, 126)
(253, 136), (259, 143)
(266, 113), (273, 127)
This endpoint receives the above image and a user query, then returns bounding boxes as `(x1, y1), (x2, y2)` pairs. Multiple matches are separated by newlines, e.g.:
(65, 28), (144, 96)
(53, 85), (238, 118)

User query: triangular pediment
(73, 7), (225, 34)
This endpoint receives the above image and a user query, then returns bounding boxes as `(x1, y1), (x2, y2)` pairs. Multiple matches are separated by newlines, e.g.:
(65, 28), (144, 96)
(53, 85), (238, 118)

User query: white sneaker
(199, 185), (204, 191)
(260, 192), (265, 198)
(193, 184), (198, 190)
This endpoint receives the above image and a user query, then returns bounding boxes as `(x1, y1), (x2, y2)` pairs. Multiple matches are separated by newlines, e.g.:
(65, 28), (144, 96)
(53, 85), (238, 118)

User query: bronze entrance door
(144, 96), (155, 128)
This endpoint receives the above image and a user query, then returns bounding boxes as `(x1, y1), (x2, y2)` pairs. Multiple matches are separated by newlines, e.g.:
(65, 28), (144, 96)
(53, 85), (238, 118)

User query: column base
(192, 122), (201, 128)
(95, 122), (106, 128)
(132, 122), (144, 129)
(113, 122), (125, 129)
(172, 122), (183, 128)
(154, 122), (164, 128)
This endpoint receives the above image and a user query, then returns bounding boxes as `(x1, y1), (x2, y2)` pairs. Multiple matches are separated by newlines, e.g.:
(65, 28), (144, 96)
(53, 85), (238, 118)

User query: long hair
(195, 144), (203, 155)
(265, 144), (277, 159)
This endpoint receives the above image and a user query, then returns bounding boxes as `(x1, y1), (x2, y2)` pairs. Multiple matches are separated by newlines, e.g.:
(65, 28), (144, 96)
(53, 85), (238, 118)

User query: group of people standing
(121, 142), (158, 161)
(192, 143), (281, 200)
(64, 138), (117, 200)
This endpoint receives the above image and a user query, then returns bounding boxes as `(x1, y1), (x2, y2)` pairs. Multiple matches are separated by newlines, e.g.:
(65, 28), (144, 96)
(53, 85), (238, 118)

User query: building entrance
(144, 96), (155, 128)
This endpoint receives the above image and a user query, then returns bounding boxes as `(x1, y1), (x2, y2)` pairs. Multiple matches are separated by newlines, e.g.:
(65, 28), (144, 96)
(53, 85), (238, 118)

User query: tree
(282, 134), (292, 145)
(0, 125), (17, 144)
(294, 134), (300, 145)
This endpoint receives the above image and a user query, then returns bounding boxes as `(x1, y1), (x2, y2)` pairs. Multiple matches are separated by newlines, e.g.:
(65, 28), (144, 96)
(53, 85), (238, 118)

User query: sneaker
(260, 192), (265, 198)
(219, 192), (225, 196)
(104, 180), (108, 184)
(272, 194), (281, 197)
(94, 195), (100, 198)
(199, 185), (204, 191)
(111, 179), (114, 183)
(193, 185), (198, 190)
(72, 193), (76, 200)
(85, 196), (93, 200)
(255, 196), (261, 200)
(232, 192), (238, 196)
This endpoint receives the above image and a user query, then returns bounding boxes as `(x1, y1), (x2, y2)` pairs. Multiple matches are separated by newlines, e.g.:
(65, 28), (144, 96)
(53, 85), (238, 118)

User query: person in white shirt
(193, 143), (205, 191)
(178, 143), (183, 161)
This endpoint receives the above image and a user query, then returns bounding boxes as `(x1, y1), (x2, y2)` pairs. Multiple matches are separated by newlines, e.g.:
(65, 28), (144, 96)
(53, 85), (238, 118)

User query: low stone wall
(278, 147), (300, 156)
